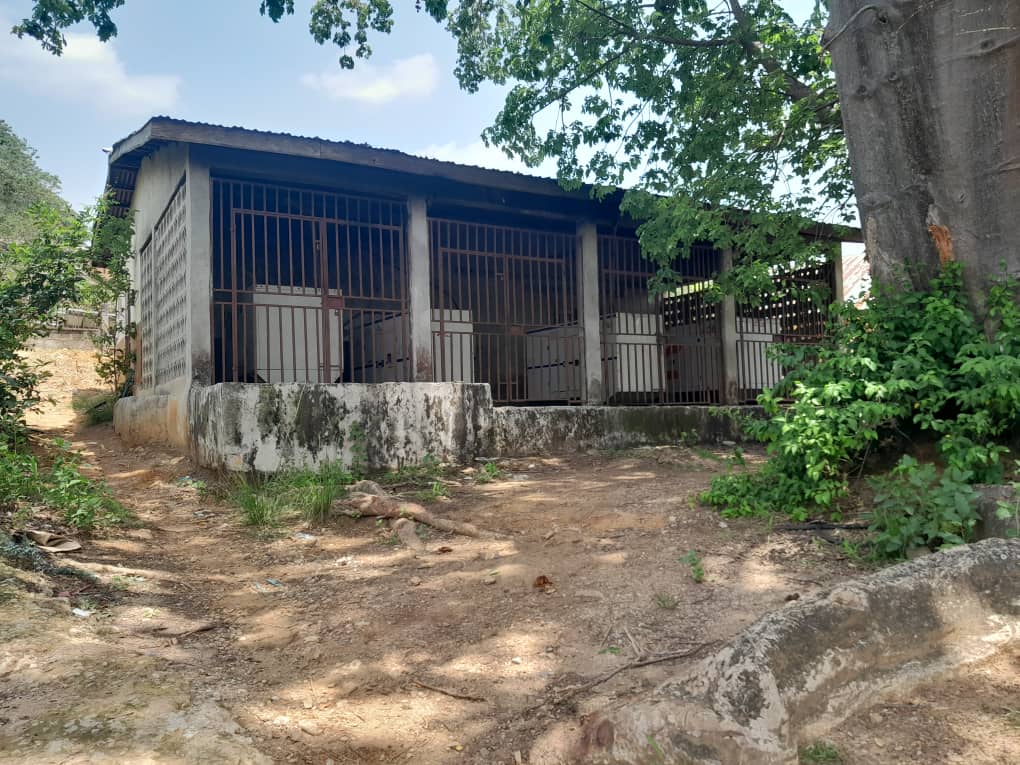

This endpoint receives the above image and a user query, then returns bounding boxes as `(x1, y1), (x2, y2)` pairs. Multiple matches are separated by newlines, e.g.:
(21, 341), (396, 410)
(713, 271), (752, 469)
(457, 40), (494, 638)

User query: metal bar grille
(429, 218), (582, 405)
(735, 260), (836, 402)
(210, 178), (408, 384)
(598, 235), (722, 405)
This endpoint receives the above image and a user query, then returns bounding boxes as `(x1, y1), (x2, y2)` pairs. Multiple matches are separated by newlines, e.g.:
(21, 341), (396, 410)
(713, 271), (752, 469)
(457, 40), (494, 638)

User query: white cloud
(301, 53), (439, 106)
(0, 20), (180, 117)
(415, 139), (556, 177)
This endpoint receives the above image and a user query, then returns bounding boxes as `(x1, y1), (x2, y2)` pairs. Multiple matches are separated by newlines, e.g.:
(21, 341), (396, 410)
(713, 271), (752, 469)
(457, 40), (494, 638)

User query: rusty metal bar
(210, 178), (408, 384)
(428, 216), (581, 405)
(598, 234), (722, 406)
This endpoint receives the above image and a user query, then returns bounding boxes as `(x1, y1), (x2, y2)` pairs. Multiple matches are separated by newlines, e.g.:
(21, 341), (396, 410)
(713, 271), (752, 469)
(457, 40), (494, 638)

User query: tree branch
(572, 0), (734, 48)
(722, 0), (840, 128)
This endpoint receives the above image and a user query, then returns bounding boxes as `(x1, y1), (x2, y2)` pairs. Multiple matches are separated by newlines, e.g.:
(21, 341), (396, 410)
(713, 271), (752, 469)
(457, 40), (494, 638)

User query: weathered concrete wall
(113, 377), (190, 449)
(490, 405), (753, 456)
(188, 382), (493, 471)
(29, 331), (95, 351)
(532, 538), (1020, 765)
(130, 143), (189, 248)
(116, 381), (756, 470)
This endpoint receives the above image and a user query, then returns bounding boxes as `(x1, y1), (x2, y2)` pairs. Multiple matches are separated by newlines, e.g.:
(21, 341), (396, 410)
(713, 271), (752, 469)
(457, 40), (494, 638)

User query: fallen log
(333, 481), (503, 539)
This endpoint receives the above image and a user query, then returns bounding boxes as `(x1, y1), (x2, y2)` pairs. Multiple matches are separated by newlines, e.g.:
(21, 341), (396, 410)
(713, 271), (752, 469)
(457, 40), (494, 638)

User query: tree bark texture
(825, 0), (1020, 316)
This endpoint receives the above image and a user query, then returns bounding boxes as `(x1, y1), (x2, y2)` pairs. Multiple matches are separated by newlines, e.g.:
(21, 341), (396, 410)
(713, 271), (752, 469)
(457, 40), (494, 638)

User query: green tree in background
(0, 119), (69, 248)
(18, 2), (1019, 318)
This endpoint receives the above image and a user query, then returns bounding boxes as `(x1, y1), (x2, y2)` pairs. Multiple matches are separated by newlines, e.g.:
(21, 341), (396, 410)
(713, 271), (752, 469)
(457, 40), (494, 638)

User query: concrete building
(107, 118), (856, 470)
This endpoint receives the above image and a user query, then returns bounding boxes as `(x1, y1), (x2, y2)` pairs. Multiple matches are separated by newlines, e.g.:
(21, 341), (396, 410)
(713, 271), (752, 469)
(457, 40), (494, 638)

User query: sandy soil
(2, 347), (1017, 765)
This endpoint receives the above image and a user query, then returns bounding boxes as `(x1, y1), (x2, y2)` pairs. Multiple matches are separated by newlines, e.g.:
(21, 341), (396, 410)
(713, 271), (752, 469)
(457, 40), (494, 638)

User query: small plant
(415, 480), (449, 502)
(227, 463), (353, 527)
(230, 478), (282, 527)
(678, 429), (699, 447)
(1003, 707), (1020, 730)
(866, 455), (979, 558)
(798, 741), (843, 764)
(0, 440), (128, 530)
(653, 592), (679, 609)
(379, 454), (446, 488)
(680, 550), (705, 583)
(286, 462), (352, 522)
(839, 539), (862, 561)
(729, 446), (747, 468)
(995, 463), (1020, 539)
(71, 391), (118, 426)
(347, 422), (368, 477)
(475, 462), (504, 483)
(598, 645), (622, 655)
(176, 475), (207, 491)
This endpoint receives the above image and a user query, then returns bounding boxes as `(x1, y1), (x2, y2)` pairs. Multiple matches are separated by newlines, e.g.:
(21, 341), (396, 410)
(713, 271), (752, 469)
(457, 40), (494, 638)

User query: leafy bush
(0, 441), (128, 530)
(866, 456), (980, 558)
(703, 264), (1020, 556)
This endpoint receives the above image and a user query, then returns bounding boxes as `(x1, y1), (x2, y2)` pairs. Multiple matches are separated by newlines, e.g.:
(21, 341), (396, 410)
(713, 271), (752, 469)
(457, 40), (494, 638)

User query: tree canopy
(0, 120), (68, 248)
(13, 1), (850, 296)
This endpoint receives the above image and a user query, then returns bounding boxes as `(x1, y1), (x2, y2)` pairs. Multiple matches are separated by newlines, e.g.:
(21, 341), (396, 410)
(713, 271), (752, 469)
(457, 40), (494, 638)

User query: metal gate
(211, 179), (408, 384)
(598, 235), (722, 405)
(735, 260), (836, 402)
(429, 218), (582, 404)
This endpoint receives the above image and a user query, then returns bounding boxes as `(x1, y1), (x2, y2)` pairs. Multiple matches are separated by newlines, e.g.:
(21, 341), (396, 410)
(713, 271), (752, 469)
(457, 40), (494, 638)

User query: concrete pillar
(719, 248), (740, 405)
(186, 149), (213, 385)
(406, 196), (434, 382)
(577, 223), (604, 404)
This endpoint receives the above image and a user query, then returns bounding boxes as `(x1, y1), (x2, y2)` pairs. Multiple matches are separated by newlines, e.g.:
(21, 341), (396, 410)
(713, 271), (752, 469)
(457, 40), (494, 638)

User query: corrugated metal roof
(103, 117), (862, 244)
(111, 115), (557, 186)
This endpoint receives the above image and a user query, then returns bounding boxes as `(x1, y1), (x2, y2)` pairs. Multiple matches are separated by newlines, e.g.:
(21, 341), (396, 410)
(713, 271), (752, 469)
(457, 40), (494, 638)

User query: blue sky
(1, 0), (822, 211)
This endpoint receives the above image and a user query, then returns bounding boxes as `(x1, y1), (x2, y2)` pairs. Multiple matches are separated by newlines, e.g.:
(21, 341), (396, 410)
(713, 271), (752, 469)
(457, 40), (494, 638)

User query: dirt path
(3, 348), (1017, 765)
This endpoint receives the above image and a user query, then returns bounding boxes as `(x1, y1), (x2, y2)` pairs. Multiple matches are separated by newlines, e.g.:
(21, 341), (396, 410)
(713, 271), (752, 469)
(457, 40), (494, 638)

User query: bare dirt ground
(2, 347), (1018, 765)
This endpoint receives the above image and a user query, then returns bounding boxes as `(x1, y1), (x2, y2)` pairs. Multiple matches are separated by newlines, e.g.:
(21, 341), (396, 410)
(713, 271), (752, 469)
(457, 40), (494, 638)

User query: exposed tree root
(333, 481), (504, 539)
(526, 642), (716, 713)
(412, 679), (487, 702)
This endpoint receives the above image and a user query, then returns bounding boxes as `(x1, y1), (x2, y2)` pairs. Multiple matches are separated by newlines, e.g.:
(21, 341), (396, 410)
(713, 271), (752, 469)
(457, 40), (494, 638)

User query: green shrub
(799, 741), (842, 764)
(866, 456), (980, 557)
(702, 263), (1020, 556)
(475, 461), (504, 483)
(230, 478), (282, 527)
(680, 550), (705, 583)
(0, 440), (128, 530)
(229, 462), (354, 526)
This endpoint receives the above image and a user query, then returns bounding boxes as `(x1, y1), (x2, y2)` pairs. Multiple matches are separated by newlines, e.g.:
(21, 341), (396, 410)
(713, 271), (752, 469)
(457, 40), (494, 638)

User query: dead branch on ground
(412, 680), (487, 702)
(333, 481), (504, 539)
(526, 641), (717, 712)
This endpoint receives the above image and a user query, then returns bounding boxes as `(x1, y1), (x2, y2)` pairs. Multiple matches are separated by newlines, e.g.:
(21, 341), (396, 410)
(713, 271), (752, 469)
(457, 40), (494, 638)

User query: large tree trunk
(825, 0), (1020, 317)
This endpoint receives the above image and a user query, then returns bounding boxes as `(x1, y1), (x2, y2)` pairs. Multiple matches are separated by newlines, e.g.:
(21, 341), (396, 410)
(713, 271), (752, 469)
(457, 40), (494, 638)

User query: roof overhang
(103, 117), (862, 244)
